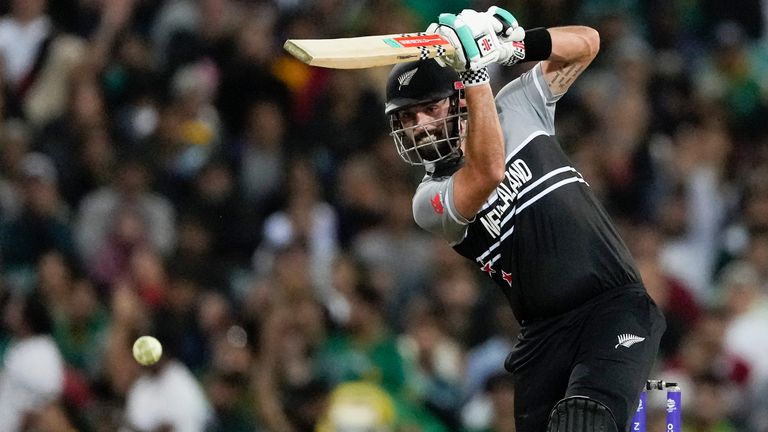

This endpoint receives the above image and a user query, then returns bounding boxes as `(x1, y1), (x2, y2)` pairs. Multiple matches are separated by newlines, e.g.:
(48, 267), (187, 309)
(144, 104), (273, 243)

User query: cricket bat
(283, 33), (456, 69)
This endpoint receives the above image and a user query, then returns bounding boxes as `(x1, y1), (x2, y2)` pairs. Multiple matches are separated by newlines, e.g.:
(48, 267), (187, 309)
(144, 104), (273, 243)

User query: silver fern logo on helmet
(397, 68), (418, 90)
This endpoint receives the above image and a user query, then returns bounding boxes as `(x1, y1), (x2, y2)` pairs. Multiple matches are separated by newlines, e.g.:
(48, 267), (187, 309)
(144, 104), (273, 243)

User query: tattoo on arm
(548, 63), (584, 93)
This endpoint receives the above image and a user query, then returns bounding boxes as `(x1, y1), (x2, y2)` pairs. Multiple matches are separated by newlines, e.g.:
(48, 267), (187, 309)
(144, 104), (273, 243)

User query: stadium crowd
(1, 0), (768, 430)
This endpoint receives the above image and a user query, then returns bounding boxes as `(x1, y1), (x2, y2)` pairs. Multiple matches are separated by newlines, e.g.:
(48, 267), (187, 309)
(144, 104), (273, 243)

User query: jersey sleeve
(412, 175), (471, 245)
(495, 63), (562, 135)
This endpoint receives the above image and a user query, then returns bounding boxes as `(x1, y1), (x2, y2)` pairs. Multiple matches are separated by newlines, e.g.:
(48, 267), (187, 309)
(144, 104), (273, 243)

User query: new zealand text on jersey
(480, 159), (532, 238)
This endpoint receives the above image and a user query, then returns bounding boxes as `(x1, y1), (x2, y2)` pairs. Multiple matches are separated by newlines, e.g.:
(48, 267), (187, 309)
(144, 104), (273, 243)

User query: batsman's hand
(426, 12), (501, 72)
(462, 7), (526, 66)
(484, 6), (525, 42)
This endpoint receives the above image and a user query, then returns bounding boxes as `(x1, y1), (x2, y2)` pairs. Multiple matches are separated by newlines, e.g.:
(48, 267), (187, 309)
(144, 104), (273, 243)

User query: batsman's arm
(452, 83), (505, 219)
(426, 11), (506, 219)
(541, 26), (600, 95)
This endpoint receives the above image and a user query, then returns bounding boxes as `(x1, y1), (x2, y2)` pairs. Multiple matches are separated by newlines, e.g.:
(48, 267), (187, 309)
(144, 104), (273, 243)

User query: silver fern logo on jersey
(614, 334), (645, 349)
(397, 68), (418, 89)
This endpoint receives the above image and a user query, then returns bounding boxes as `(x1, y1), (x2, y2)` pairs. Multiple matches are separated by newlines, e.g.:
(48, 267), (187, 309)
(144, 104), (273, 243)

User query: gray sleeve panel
(495, 63), (562, 138)
(412, 175), (471, 245)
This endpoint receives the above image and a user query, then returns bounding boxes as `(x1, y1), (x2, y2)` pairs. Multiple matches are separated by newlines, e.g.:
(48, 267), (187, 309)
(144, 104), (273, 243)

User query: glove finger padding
(486, 6), (525, 41)
(477, 6), (526, 66)
(434, 12), (500, 72)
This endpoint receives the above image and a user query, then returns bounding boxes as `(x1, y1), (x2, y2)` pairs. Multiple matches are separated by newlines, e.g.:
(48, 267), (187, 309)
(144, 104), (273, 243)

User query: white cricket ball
(133, 335), (163, 366)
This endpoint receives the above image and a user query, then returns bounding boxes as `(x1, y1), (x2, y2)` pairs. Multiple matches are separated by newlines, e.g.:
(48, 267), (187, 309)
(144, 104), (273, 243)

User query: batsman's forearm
(450, 83), (505, 219)
(463, 84), (505, 185)
(539, 26), (599, 95)
(547, 26), (600, 64)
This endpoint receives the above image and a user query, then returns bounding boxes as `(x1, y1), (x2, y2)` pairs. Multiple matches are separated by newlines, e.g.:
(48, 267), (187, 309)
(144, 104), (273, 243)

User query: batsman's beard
(412, 127), (452, 162)
(390, 110), (466, 166)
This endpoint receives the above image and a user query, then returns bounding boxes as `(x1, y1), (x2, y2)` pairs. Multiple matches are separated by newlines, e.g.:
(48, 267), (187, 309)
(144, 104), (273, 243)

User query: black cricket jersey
(412, 64), (641, 323)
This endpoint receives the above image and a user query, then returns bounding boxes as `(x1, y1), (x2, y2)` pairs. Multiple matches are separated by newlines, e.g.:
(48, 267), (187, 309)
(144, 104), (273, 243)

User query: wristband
(522, 27), (552, 62)
(460, 67), (490, 87)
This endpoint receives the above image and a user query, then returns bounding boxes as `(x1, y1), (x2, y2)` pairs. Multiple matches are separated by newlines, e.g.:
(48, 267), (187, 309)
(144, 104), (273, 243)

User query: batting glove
(426, 12), (501, 73)
(459, 7), (526, 66)
(484, 6), (525, 42)
(487, 6), (526, 66)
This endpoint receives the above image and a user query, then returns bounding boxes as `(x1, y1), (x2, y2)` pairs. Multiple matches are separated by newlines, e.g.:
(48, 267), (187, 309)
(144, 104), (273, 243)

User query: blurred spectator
(701, 0), (764, 40)
(151, 266), (208, 372)
(312, 282), (406, 396)
(22, 402), (77, 432)
(51, 276), (110, 427)
(150, 0), (242, 74)
(462, 371), (516, 432)
(316, 379), (448, 432)
(352, 180), (435, 324)
(234, 98), (287, 213)
(74, 157), (176, 270)
(133, 61), (221, 199)
(0, 0), (50, 88)
(398, 297), (464, 428)
(100, 282), (212, 432)
(254, 246), (327, 431)
(52, 277), (110, 379)
(36, 249), (78, 317)
(63, 126), (117, 208)
(462, 293), (520, 403)
(721, 260), (768, 391)
(303, 69), (385, 169)
(658, 119), (732, 305)
(166, 215), (229, 292)
(180, 157), (259, 267)
(37, 75), (111, 206)
(89, 205), (152, 288)
(631, 224), (701, 360)
(693, 21), (768, 144)
(0, 152), (76, 291)
(121, 354), (213, 432)
(320, 252), (361, 327)
(217, 5), (290, 135)
(127, 248), (169, 310)
(253, 159), (339, 298)
(577, 2), (647, 35)
(334, 154), (387, 247)
(0, 0), (86, 126)
(103, 286), (145, 398)
(205, 369), (259, 432)
(0, 289), (65, 432)
(106, 32), (161, 148)
(0, 119), (32, 220)
(720, 168), (768, 270)
(315, 380), (395, 432)
(685, 373), (739, 432)
(661, 306), (751, 419)
(166, 60), (222, 176)
(430, 264), (495, 350)
(149, 0), (200, 65)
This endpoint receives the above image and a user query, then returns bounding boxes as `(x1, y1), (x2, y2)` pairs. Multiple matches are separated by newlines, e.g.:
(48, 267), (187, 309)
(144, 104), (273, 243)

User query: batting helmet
(385, 59), (461, 114)
(384, 59), (466, 170)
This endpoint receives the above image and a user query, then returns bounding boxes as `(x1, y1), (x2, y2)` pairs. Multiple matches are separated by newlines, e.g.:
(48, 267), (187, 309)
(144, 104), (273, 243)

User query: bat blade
(283, 33), (456, 69)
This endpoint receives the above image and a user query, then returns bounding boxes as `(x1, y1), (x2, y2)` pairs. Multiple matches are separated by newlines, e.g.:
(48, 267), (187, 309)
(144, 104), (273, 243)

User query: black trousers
(505, 285), (666, 432)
